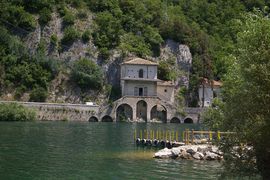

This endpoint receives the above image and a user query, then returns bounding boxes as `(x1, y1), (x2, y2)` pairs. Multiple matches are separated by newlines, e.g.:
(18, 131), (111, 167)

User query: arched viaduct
(92, 97), (204, 123)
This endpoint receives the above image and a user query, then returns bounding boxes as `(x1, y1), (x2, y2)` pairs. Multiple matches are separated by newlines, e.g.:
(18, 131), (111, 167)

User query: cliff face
(13, 9), (192, 105)
(160, 39), (192, 89)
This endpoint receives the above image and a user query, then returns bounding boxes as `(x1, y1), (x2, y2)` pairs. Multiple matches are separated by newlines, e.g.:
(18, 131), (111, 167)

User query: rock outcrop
(159, 39), (192, 88)
(154, 145), (223, 161)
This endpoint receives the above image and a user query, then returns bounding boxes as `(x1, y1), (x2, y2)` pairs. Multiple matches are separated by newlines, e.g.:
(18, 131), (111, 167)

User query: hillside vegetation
(0, 0), (268, 105)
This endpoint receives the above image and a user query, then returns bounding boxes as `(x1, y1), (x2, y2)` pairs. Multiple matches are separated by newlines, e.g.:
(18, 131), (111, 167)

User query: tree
(203, 11), (270, 179)
(29, 87), (48, 102)
(71, 58), (103, 90)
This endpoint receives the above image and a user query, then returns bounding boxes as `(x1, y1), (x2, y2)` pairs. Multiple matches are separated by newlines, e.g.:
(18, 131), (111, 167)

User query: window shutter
(134, 87), (139, 96)
(144, 87), (148, 96)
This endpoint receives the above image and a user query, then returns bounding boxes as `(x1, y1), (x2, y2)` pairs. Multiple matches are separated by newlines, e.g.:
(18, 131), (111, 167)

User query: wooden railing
(183, 129), (235, 145)
(134, 129), (235, 145)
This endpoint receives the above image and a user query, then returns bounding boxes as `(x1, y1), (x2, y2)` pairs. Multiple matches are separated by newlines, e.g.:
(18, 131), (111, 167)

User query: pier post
(191, 129), (194, 144)
(182, 131), (185, 143)
(134, 129), (137, 140)
(209, 131), (212, 141)
(187, 129), (190, 145)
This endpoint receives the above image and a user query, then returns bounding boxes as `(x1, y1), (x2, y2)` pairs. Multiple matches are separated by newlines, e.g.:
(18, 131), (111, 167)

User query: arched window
(139, 69), (143, 78)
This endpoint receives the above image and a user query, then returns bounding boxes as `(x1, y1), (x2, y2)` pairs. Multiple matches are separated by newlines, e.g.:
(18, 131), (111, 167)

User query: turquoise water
(0, 122), (222, 179)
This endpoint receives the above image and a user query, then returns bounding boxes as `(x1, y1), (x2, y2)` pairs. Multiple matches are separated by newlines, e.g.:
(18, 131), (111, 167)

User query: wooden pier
(134, 129), (234, 148)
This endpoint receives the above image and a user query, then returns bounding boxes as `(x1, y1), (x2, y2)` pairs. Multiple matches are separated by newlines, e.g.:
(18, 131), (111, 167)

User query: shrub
(61, 26), (80, 45)
(0, 103), (36, 121)
(77, 10), (88, 19)
(157, 61), (176, 81)
(63, 11), (76, 26)
(82, 29), (91, 42)
(50, 34), (58, 46)
(14, 85), (27, 100)
(29, 87), (48, 102)
(98, 47), (110, 61)
(5, 6), (36, 31)
(71, 58), (103, 90)
(39, 7), (52, 25)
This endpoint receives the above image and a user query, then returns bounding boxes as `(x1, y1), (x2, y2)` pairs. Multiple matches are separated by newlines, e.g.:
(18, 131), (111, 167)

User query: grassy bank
(0, 103), (36, 121)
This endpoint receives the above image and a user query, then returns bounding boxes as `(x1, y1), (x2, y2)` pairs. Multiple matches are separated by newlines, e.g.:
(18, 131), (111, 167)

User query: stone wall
(0, 101), (99, 121)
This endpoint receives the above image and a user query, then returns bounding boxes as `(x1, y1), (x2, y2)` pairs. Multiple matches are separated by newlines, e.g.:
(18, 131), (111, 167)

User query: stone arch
(89, 116), (98, 122)
(101, 115), (113, 122)
(116, 103), (133, 121)
(139, 69), (144, 78)
(184, 117), (193, 124)
(136, 100), (147, 122)
(150, 105), (167, 123)
(170, 117), (181, 123)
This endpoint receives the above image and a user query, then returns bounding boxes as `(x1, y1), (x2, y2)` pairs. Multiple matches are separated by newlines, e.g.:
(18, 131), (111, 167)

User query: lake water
(0, 121), (223, 179)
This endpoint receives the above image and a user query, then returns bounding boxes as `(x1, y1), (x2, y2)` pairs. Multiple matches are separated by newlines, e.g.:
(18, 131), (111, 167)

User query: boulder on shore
(154, 145), (223, 161)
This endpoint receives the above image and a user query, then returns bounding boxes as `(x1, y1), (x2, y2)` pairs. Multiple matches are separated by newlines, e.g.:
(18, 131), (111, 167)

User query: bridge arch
(170, 117), (181, 123)
(184, 117), (193, 124)
(89, 116), (98, 122)
(136, 100), (147, 122)
(150, 105), (167, 123)
(116, 103), (133, 121)
(101, 115), (113, 122)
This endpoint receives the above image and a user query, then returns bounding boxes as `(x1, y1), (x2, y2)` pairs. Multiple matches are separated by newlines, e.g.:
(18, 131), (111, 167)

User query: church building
(120, 58), (175, 103)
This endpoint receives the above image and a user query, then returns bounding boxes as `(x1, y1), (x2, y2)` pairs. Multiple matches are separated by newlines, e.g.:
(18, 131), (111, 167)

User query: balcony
(121, 77), (160, 82)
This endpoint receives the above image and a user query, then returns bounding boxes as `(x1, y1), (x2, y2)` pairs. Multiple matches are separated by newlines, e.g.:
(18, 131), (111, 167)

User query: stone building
(96, 57), (203, 123)
(198, 78), (222, 107)
(120, 58), (175, 103)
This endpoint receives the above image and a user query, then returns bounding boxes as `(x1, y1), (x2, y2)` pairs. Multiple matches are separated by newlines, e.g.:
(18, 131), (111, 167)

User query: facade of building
(95, 57), (203, 123)
(198, 78), (222, 107)
(120, 58), (175, 103)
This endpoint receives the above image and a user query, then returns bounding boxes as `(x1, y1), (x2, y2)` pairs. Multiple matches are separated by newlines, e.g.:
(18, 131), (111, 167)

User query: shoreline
(154, 144), (223, 161)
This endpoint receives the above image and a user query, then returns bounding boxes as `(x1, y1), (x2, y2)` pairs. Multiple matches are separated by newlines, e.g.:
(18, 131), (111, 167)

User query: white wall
(157, 85), (174, 103)
(123, 81), (157, 96)
(198, 86), (213, 107)
(121, 64), (157, 79)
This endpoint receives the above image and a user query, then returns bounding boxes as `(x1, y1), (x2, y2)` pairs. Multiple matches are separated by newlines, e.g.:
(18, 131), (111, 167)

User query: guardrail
(182, 129), (235, 145)
(134, 129), (235, 145)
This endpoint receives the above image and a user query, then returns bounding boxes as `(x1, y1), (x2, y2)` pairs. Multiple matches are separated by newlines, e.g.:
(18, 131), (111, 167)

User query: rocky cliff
(12, 8), (192, 105)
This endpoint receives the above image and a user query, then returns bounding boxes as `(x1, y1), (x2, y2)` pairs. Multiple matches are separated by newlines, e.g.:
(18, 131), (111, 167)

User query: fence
(134, 129), (235, 145)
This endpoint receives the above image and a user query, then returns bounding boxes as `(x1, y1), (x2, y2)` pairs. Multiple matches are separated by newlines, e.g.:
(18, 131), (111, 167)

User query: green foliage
(0, 103), (36, 121)
(50, 34), (58, 46)
(203, 11), (270, 178)
(61, 26), (80, 45)
(71, 58), (103, 90)
(77, 10), (88, 19)
(202, 98), (225, 131)
(82, 29), (91, 42)
(1, 5), (36, 31)
(63, 10), (76, 26)
(119, 33), (152, 57)
(98, 47), (110, 61)
(29, 87), (48, 102)
(0, 26), (57, 96)
(39, 7), (52, 25)
(157, 61), (176, 81)
(92, 11), (123, 49)
(37, 38), (47, 54)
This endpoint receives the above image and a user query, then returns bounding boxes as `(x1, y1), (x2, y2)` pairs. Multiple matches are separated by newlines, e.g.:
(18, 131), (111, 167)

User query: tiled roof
(122, 58), (158, 65)
(157, 80), (175, 86)
(201, 78), (222, 87)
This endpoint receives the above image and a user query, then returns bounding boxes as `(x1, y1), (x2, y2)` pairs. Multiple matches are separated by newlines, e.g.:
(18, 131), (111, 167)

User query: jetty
(134, 129), (234, 148)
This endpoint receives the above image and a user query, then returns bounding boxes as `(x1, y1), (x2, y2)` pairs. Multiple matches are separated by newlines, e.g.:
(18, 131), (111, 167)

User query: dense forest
(0, 0), (269, 104)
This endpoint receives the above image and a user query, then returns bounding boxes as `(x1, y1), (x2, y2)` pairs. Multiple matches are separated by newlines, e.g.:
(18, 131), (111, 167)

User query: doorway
(139, 88), (143, 96)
